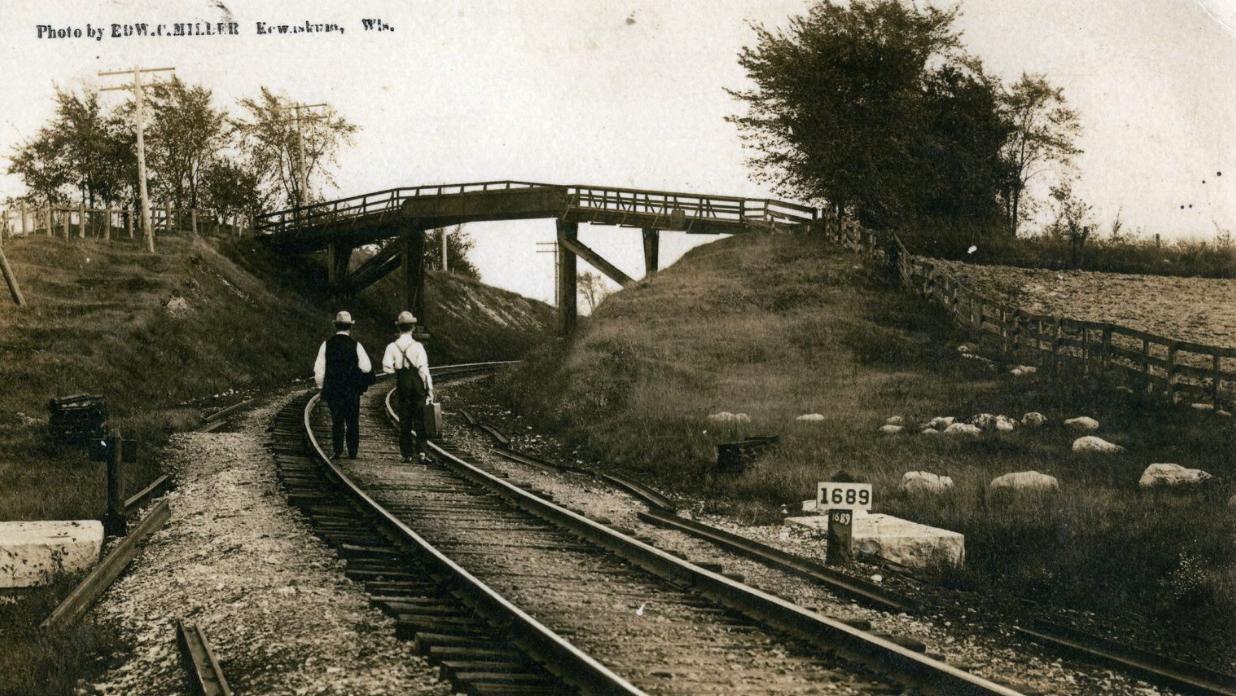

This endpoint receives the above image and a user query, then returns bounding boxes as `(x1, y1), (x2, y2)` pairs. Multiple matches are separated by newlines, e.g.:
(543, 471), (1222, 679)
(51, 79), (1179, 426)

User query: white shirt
(382, 333), (433, 395)
(313, 331), (373, 388)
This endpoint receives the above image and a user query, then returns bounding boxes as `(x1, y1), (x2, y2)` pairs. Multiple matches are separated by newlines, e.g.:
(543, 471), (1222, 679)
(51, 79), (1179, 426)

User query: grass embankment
(0, 232), (552, 696)
(500, 232), (1236, 648)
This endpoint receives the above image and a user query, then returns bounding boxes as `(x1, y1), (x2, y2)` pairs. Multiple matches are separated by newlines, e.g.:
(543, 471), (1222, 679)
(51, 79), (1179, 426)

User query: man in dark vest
(381, 311), (434, 463)
(313, 311), (373, 458)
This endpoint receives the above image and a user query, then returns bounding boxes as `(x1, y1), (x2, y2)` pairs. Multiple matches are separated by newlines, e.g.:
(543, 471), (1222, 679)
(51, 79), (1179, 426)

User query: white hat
(334, 311), (354, 325)
(395, 311), (416, 326)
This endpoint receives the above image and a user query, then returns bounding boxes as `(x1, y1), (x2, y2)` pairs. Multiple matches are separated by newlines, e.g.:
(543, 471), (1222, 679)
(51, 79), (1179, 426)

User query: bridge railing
(257, 180), (817, 236)
(255, 181), (553, 234)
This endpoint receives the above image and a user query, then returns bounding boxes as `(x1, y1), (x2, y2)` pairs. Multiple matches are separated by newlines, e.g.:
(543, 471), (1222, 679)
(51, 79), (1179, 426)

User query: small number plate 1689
(817, 482), (872, 511)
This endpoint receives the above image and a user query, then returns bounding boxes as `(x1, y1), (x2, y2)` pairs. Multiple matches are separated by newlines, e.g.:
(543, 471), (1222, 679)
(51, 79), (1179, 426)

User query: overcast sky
(3, 0), (1234, 303)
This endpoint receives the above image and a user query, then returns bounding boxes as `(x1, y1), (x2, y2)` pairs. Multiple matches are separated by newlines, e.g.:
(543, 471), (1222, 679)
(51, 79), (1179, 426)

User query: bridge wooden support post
(642, 228), (660, 276)
(401, 223), (427, 328)
(556, 219), (578, 335)
(326, 242), (353, 291)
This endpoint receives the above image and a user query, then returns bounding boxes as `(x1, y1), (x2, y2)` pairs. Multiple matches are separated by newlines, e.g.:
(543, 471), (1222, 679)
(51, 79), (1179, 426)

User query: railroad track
(266, 361), (1027, 696)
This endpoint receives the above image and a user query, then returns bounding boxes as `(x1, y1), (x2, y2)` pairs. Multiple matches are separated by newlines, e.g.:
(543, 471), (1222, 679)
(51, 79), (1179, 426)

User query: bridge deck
(257, 181), (815, 252)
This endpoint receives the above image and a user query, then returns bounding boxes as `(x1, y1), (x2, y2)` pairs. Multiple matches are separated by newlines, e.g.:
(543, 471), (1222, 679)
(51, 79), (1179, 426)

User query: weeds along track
(271, 363), (1027, 696)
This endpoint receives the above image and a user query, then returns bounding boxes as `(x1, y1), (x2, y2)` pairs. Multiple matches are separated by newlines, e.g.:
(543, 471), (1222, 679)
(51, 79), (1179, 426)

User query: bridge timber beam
(347, 242), (402, 295)
(556, 220), (578, 336)
(642, 228), (659, 276)
(401, 223), (427, 330)
(558, 236), (634, 288)
(326, 242), (354, 290)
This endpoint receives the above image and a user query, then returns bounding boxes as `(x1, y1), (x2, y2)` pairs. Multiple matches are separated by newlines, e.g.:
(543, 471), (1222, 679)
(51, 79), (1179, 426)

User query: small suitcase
(422, 401), (442, 438)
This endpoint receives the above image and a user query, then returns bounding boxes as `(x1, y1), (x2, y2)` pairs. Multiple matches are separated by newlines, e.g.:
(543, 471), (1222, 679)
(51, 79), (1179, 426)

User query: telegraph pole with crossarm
(99, 66), (174, 254)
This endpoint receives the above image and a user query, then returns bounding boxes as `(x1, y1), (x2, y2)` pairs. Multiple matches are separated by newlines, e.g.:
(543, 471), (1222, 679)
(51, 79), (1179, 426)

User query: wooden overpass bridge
(256, 181), (816, 334)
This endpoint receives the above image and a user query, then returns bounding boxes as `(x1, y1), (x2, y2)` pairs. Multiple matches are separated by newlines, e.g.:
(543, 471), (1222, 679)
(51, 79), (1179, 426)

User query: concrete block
(784, 513), (963, 569)
(0, 520), (104, 588)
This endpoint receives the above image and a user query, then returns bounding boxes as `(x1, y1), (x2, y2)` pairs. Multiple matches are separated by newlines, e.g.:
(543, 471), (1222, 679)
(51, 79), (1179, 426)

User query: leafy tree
(231, 87), (358, 210)
(145, 77), (229, 209)
(999, 73), (1082, 236)
(728, 0), (1007, 230)
(578, 271), (612, 313)
(1045, 182), (1093, 266)
(201, 159), (264, 219)
(423, 225), (480, 279)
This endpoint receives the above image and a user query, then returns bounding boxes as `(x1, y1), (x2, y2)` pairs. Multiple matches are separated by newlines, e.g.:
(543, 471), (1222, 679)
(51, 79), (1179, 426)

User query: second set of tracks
(267, 363), (1026, 696)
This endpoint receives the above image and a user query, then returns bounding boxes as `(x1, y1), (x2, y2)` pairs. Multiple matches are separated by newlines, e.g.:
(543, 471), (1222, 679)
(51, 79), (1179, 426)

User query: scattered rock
(900, 471), (954, 494)
(957, 343), (979, 354)
(885, 416), (904, 426)
(926, 416), (955, 430)
(1191, 403), (1215, 411)
(969, 413), (997, 429)
(1138, 463), (1214, 489)
(994, 415), (1017, 432)
(1072, 436), (1124, 454)
(879, 425), (904, 435)
(943, 423), (981, 436)
(707, 412), (750, 424)
(795, 413), (825, 422)
(920, 428), (940, 436)
(1021, 412), (1046, 428)
(1219, 410), (1232, 417)
(1116, 386), (1135, 394)
(1009, 365), (1037, 376)
(164, 296), (190, 316)
(989, 471), (1059, 493)
(1064, 416), (1100, 432)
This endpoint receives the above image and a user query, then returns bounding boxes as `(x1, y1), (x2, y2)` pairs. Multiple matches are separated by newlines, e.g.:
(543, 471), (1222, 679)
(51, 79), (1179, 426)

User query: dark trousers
(395, 387), (428, 459)
(327, 396), (360, 457)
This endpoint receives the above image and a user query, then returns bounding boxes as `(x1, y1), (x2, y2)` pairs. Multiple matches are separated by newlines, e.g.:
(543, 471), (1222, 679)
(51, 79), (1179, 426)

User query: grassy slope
(501, 232), (1236, 645)
(0, 233), (552, 696)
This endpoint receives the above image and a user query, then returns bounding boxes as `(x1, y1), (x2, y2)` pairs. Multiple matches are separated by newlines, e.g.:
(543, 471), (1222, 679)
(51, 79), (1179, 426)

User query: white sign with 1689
(817, 482), (872, 511)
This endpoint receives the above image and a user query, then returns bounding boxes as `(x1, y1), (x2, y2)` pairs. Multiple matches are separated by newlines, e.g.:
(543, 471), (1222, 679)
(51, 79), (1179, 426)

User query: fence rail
(1, 204), (254, 244)
(817, 216), (1235, 410)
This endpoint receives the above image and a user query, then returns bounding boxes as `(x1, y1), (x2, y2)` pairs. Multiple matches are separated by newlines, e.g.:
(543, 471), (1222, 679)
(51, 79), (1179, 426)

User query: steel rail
(386, 389), (1025, 696)
(303, 383), (645, 696)
(178, 620), (233, 696)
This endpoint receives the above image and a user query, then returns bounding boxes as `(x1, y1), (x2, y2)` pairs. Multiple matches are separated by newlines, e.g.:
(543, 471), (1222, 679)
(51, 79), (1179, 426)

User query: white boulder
(969, 413), (998, 430)
(1021, 412), (1046, 428)
(786, 514), (964, 568)
(0, 521), (104, 588)
(1072, 436), (1124, 454)
(885, 415), (904, 426)
(1138, 463), (1214, 489)
(920, 428), (940, 436)
(994, 415), (1017, 432)
(926, 416), (955, 430)
(989, 471), (1059, 494)
(900, 471), (954, 494)
(1064, 416), (1100, 432)
(944, 423), (982, 436)
(708, 412), (750, 424)
(796, 413), (825, 422)
(1009, 365), (1037, 376)
(879, 424), (904, 434)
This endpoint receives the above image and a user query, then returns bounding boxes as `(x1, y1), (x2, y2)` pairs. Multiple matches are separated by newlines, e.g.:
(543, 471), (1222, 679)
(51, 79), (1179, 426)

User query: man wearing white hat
(382, 311), (434, 463)
(313, 310), (374, 459)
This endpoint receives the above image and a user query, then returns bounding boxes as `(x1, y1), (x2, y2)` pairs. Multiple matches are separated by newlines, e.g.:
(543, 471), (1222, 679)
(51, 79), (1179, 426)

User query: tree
(231, 87), (358, 210)
(1045, 182), (1093, 267)
(999, 73), (1082, 236)
(423, 225), (480, 279)
(145, 77), (229, 209)
(728, 0), (1008, 230)
(578, 271), (612, 313)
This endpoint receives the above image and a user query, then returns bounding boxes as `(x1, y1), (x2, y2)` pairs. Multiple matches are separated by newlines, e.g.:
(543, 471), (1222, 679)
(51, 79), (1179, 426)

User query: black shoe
(348, 453), (358, 460)
(331, 451), (344, 460)
(401, 455), (412, 463)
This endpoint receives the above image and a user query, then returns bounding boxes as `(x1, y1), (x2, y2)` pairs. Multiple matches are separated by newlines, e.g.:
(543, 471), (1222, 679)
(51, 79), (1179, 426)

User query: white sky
(2, 0), (1235, 303)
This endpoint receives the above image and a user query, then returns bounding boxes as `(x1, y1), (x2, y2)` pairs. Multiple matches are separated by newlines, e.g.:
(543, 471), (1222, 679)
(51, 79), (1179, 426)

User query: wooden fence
(817, 217), (1235, 410)
(0, 203), (254, 244)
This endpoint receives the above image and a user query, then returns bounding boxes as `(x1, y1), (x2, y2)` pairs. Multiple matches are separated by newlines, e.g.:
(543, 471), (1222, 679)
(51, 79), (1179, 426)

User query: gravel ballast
(86, 395), (449, 696)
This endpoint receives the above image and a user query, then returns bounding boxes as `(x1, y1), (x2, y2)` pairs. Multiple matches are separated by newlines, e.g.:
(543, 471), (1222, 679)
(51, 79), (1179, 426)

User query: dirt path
(86, 395), (449, 696)
(934, 261), (1236, 349)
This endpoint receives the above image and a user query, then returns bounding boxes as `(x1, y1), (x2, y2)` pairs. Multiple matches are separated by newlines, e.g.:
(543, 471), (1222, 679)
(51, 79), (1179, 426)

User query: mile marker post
(818, 470), (872, 566)
(103, 430), (128, 536)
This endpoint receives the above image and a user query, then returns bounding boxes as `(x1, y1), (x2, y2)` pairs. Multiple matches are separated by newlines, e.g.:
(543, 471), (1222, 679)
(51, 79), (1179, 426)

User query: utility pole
(278, 101), (327, 209)
(441, 228), (449, 273)
(536, 241), (558, 307)
(99, 66), (174, 254)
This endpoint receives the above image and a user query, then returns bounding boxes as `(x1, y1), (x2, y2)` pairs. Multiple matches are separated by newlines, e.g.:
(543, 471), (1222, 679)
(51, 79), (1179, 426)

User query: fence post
(78, 204), (85, 238)
(165, 205), (172, 233)
(105, 208), (112, 241)
(1101, 326), (1112, 374)
(1212, 353), (1222, 409)
(1141, 338), (1151, 394)
(191, 208), (198, 237)
(45, 208), (52, 236)
(1166, 342), (1178, 403)
(127, 208), (134, 238)
(20, 202), (27, 236)
(1051, 317), (1061, 373)
(61, 208), (69, 238)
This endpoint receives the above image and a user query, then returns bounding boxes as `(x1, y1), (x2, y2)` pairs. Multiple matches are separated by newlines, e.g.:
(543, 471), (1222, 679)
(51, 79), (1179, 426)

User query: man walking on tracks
(313, 311), (374, 459)
(382, 311), (434, 463)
